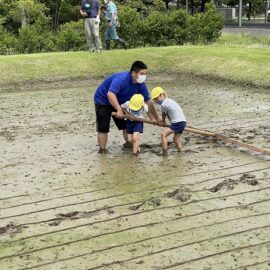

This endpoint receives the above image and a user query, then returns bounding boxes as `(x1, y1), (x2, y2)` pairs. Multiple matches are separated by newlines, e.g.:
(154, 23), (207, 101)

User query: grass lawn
(0, 44), (270, 88)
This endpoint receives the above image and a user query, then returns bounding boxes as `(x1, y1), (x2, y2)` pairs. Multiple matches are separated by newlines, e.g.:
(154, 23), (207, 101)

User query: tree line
(0, 0), (225, 54)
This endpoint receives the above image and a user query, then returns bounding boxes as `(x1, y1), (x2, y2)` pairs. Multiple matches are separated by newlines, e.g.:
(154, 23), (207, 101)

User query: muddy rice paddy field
(0, 74), (270, 270)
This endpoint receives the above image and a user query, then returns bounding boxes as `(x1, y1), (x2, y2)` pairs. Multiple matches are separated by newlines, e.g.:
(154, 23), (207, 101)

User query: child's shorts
(127, 121), (144, 134)
(170, 121), (186, 134)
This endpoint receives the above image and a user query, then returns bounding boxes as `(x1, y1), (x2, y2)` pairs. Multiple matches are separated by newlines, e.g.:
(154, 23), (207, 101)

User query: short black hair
(130, 61), (148, 73)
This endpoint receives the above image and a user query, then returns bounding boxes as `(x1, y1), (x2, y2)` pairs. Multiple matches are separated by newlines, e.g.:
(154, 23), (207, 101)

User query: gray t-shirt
(161, 98), (186, 123)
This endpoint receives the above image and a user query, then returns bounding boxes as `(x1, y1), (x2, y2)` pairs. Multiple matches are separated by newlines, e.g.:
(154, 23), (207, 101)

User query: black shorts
(95, 104), (127, 133)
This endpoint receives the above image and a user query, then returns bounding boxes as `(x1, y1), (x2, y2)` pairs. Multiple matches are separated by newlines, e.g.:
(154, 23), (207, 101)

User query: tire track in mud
(4, 210), (270, 269)
(1, 173), (269, 229)
(0, 160), (268, 214)
(158, 242), (270, 270)
(233, 260), (270, 270)
(1, 187), (270, 259)
(9, 219), (270, 269)
(0, 165), (269, 232)
(19, 227), (270, 270)
(1, 175), (269, 230)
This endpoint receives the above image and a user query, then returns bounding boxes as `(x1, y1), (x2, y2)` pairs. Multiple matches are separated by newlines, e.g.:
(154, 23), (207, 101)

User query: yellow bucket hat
(129, 94), (144, 111)
(151, 87), (166, 99)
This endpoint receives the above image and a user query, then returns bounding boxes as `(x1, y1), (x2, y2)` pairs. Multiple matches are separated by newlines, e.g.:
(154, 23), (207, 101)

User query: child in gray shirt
(151, 87), (186, 156)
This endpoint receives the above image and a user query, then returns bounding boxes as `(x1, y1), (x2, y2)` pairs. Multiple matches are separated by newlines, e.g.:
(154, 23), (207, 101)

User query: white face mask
(137, 75), (147, 84)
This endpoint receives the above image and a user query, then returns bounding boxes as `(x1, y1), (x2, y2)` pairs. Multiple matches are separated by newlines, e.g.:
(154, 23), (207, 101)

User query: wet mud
(166, 186), (192, 202)
(0, 74), (269, 270)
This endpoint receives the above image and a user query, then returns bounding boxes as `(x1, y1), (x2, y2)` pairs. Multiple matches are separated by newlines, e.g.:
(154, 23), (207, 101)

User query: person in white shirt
(151, 87), (186, 156)
(121, 94), (150, 156)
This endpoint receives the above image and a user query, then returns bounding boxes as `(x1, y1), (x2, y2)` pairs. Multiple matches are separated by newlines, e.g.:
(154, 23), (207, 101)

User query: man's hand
(81, 11), (87, 17)
(109, 21), (113, 27)
(95, 15), (100, 24)
(115, 109), (124, 118)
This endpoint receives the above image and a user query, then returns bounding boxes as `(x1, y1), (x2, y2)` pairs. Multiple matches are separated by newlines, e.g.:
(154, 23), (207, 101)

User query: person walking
(94, 61), (159, 153)
(80, 0), (103, 52)
(104, 0), (128, 50)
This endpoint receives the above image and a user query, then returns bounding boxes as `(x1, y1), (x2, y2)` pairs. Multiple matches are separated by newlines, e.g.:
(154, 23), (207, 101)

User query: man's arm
(80, 7), (87, 17)
(107, 91), (124, 118)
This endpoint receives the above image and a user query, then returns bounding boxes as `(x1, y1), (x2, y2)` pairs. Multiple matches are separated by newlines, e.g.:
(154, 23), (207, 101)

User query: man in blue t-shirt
(94, 61), (159, 153)
(80, 0), (102, 52)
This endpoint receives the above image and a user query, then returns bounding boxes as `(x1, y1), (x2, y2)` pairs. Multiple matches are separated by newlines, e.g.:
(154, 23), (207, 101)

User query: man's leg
(105, 25), (111, 50)
(105, 40), (111, 50)
(116, 38), (128, 49)
(98, 132), (108, 152)
(161, 128), (174, 156)
(92, 19), (103, 52)
(95, 104), (112, 153)
(112, 115), (128, 145)
(84, 19), (95, 52)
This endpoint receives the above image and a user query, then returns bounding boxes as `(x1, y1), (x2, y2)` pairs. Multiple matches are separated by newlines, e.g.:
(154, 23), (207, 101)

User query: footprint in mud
(239, 173), (259, 186)
(0, 222), (28, 235)
(209, 173), (259, 193)
(129, 197), (161, 211)
(166, 187), (191, 202)
(48, 207), (115, 226)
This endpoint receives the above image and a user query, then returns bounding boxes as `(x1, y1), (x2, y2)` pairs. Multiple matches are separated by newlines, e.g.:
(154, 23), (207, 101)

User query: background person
(80, 0), (103, 52)
(94, 61), (159, 153)
(104, 0), (128, 50)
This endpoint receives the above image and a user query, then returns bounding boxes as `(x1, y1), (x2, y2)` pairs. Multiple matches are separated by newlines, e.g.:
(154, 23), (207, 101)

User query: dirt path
(0, 75), (269, 269)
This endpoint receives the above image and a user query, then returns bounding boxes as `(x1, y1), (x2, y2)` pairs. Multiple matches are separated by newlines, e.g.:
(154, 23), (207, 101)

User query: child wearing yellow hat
(151, 87), (186, 156)
(121, 94), (149, 156)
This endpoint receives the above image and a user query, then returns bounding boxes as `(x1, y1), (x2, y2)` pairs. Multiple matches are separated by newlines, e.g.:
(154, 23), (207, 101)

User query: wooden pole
(112, 112), (270, 156)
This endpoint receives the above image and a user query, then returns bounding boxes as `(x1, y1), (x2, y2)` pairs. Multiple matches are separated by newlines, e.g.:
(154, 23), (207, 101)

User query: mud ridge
(209, 172), (259, 193)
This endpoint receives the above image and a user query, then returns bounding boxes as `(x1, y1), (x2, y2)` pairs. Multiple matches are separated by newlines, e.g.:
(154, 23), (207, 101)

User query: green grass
(1, 44), (270, 88)
(216, 33), (270, 48)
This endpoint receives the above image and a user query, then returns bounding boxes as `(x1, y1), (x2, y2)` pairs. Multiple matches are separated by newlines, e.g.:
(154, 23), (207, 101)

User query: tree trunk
(201, 0), (206, 12)
(164, 0), (169, 10)
(52, 0), (61, 32)
(21, 7), (27, 28)
(191, 0), (194, 15)
(248, 2), (252, 20)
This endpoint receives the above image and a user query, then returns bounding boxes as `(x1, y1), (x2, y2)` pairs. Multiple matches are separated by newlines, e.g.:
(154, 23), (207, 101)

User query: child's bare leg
(132, 132), (140, 155)
(161, 128), (174, 156)
(127, 134), (133, 145)
(173, 133), (183, 152)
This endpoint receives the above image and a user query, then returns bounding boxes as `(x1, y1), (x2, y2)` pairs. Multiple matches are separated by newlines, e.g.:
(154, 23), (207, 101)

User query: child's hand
(158, 119), (165, 126)
(150, 118), (158, 125)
